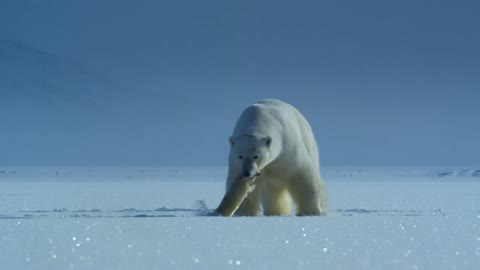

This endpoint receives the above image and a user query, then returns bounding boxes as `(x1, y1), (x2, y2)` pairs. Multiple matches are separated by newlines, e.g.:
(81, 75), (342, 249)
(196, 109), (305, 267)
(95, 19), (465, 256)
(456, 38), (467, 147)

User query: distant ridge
(0, 38), (208, 165)
(0, 37), (125, 114)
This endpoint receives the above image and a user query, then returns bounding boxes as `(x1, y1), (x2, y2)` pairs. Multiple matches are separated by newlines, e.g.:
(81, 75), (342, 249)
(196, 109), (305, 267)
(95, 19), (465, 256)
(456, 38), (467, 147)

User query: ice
(1, 166), (480, 269)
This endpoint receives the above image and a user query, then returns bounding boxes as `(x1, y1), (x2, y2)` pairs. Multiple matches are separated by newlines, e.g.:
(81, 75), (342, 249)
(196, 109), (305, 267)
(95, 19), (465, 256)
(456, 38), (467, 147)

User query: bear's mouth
(241, 171), (261, 180)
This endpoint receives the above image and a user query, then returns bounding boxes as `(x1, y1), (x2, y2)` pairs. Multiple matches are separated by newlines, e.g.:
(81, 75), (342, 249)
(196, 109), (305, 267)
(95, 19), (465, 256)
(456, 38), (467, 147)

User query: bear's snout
(242, 171), (253, 178)
(242, 170), (261, 179)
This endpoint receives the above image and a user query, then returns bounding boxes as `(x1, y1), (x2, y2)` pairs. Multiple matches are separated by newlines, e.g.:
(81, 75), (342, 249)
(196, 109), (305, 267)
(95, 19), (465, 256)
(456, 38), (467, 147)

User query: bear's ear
(264, 136), (272, 147)
(229, 136), (235, 146)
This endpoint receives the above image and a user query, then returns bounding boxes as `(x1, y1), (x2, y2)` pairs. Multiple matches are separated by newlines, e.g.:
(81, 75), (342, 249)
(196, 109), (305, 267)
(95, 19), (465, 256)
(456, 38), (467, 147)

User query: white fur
(224, 99), (326, 216)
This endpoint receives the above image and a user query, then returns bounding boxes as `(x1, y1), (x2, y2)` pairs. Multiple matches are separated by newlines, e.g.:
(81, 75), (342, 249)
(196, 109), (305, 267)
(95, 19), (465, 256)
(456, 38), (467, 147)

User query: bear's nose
(242, 172), (252, 178)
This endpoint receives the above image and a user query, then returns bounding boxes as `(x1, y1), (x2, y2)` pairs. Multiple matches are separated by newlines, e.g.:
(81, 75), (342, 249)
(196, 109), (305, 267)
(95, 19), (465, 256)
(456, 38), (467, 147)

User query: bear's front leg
(215, 176), (256, 217)
(289, 172), (327, 216)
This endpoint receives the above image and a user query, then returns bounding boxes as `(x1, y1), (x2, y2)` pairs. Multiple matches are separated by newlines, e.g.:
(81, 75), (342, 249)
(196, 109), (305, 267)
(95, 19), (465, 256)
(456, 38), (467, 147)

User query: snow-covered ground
(1, 167), (479, 269)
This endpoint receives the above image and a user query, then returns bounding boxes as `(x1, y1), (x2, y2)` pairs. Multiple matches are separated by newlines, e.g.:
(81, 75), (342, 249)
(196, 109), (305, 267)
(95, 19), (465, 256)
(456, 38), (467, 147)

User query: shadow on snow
(0, 203), (453, 219)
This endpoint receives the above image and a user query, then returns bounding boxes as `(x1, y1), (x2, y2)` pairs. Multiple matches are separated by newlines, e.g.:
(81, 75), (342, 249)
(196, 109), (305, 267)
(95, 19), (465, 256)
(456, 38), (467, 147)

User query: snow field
(1, 167), (479, 269)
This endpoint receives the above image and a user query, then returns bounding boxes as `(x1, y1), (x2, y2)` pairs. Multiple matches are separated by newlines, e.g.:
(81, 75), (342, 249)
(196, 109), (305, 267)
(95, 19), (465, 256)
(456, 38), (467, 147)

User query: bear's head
(228, 134), (272, 179)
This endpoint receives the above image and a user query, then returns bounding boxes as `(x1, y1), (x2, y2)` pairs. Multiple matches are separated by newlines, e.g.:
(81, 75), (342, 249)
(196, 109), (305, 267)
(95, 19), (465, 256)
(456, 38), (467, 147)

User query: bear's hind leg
(262, 185), (291, 216)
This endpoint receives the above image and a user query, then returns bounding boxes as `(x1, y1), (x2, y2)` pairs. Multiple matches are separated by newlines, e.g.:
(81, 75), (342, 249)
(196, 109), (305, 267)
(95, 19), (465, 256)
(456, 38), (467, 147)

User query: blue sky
(0, 0), (479, 166)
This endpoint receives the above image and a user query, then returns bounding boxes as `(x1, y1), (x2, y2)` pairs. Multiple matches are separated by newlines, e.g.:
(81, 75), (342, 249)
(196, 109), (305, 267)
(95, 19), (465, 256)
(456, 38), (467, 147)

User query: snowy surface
(1, 166), (479, 269)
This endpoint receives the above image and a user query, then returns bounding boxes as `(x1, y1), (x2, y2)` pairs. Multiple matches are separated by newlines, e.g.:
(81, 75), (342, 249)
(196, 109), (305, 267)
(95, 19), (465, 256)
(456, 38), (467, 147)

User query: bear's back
(235, 99), (312, 135)
(233, 99), (294, 135)
(259, 99), (319, 166)
(254, 99), (311, 133)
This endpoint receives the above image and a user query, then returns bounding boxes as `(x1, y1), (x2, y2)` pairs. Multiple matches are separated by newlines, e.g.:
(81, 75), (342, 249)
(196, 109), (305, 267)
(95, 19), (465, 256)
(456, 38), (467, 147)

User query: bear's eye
(254, 156), (258, 160)
(239, 155), (243, 159)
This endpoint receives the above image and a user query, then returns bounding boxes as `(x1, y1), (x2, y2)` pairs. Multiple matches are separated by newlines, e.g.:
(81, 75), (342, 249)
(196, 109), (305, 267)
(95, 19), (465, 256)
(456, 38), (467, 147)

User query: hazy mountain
(0, 38), (129, 124)
(0, 39), (153, 165)
(0, 38), (233, 166)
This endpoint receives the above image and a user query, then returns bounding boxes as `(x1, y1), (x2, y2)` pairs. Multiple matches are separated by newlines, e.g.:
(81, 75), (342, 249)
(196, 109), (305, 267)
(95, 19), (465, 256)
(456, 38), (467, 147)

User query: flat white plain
(1, 167), (479, 270)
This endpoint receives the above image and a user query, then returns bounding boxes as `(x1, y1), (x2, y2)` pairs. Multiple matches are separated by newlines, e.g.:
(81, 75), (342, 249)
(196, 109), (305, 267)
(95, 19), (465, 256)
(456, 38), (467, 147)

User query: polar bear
(215, 99), (326, 216)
